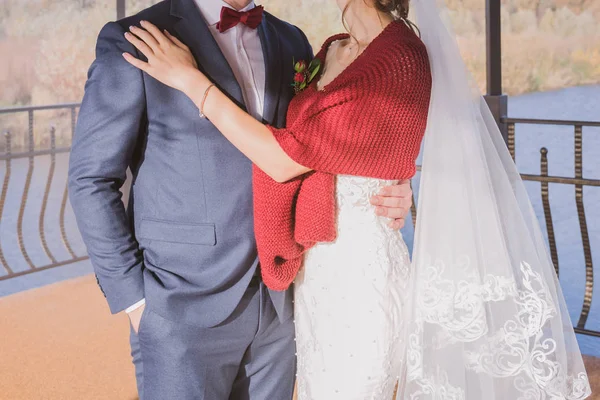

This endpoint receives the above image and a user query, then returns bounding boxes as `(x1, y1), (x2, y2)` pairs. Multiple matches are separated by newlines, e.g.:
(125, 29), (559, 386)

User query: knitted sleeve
(269, 37), (431, 180)
(253, 32), (432, 291)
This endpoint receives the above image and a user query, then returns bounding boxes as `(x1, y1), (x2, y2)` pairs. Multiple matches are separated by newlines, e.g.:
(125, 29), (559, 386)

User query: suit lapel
(257, 17), (282, 125)
(170, 0), (245, 108)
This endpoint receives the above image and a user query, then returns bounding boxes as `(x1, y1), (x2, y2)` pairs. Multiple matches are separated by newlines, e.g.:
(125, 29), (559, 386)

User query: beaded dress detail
(294, 176), (412, 400)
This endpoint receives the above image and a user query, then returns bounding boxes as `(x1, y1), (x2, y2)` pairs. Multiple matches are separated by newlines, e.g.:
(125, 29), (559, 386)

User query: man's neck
(223, 0), (253, 10)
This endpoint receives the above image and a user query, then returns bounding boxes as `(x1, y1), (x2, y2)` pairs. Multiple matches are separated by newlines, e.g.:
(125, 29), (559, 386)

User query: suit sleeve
(68, 22), (146, 314)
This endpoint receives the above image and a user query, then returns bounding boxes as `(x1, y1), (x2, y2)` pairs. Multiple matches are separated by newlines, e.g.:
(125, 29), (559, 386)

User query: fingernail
(371, 196), (380, 205)
(140, 20), (147, 25)
(124, 32), (130, 38)
(376, 207), (384, 216)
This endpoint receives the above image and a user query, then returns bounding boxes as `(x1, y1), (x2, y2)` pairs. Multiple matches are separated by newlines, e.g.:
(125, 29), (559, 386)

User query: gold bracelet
(199, 83), (216, 119)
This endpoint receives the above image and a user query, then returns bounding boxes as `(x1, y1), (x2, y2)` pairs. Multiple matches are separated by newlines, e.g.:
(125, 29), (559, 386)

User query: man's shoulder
(96, 0), (173, 42)
(114, 0), (172, 31)
(263, 11), (309, 45)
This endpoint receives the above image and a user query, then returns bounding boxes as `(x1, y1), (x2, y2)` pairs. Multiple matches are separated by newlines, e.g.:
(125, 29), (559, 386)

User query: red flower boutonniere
(291, 58), (321, 94)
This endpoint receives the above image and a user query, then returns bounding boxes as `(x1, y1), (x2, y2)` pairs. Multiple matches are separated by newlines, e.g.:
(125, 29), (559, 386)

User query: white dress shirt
(127, 0), (266, 314)
(195, 0), (266, 120)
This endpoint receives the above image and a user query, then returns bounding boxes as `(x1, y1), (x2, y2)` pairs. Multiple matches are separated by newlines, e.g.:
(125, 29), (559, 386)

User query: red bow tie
(216, 5), (264, 33)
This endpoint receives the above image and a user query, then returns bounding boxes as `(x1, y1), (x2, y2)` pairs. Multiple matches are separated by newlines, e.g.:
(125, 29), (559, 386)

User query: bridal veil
(404, 0), (592, 398)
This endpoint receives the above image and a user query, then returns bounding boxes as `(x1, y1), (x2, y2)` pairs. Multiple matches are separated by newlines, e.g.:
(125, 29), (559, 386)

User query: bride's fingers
(376, 205), (409, 220)
(164, 30), (189, 51)
(122, 52), (151, 73)
(389, 219), (405, 230)
(140, 20), (170, 48)
(370, 195), (410, 209)
(378, 181), (412, 198)
(129, 25), (160, 52)
(124, 32), (153, 59)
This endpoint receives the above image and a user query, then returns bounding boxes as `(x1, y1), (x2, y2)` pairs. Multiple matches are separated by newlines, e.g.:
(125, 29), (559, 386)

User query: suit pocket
(132, 306), (149, 336)
(138, 218), (217, 246)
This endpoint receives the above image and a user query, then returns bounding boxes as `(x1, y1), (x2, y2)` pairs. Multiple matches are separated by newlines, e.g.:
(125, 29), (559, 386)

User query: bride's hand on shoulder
(122, 20), (209, 93)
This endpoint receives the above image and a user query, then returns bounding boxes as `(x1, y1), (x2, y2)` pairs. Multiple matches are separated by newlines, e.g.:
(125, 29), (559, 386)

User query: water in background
(403, 84), (600, 355)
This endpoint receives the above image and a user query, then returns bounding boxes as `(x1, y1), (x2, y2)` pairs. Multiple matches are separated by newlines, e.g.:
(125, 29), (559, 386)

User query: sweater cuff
(268, 126), (310, 167)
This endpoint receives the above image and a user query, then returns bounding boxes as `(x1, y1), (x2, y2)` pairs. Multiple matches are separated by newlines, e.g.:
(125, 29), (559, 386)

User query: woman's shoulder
(377, 21), (428, 61)
(366, 21), (431, 81)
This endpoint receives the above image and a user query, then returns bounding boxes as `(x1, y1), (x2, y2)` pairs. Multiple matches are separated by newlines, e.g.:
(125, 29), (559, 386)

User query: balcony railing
(411, 117), (600, 337)
(0, 103), (88, 281)
(503, 117), (600, 338)
(1, 105), (599, 338)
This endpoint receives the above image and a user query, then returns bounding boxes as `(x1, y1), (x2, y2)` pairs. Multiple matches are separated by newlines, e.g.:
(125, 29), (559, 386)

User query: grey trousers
(129, 280), (296, 400)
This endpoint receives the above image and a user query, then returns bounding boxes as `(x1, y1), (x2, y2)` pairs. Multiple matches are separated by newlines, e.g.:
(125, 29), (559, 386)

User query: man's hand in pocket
(129, 304), (146, 334)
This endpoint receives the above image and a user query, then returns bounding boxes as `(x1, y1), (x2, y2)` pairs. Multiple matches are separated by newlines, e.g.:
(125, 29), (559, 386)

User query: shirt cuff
(125, 298), (146, 314)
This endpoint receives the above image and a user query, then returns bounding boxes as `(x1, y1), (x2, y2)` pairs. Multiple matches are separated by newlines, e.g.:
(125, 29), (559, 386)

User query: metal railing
(1, 106), (599, 338)
(411, 117), (599, 337)
(0, 103), (89, 281)
(504, 117), (600, 338)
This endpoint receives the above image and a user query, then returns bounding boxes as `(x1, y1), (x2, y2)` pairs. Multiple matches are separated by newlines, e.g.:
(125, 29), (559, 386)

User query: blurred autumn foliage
(262, 0), (600, 95)
(0, 0), (598, 107)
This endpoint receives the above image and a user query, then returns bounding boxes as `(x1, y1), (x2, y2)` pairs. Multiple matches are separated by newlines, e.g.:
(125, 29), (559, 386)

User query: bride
(122, 0), (591, 398)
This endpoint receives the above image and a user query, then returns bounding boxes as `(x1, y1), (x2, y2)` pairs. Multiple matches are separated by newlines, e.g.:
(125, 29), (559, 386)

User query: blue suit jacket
(68, 0), (313, 327)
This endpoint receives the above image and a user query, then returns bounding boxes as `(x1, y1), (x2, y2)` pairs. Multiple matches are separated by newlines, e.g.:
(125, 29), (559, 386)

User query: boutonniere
(292, 58), (321, 94)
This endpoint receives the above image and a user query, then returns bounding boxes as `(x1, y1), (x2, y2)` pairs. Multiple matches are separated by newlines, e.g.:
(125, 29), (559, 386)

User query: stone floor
(585, 356), (600, 399)
(0, 274), (598, 399)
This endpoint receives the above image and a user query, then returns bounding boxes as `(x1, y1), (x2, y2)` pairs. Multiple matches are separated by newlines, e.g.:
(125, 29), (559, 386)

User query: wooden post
(117, 0), (126, 20)
(483, 0), (509, 146)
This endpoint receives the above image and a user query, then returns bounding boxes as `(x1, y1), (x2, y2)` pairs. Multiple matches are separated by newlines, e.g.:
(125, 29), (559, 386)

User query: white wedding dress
(294, 175), (413, 400)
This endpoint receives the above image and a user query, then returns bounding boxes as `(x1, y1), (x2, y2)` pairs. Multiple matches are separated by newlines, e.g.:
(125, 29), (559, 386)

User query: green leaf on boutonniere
(309, 62), (321, 83)
(299, 81), (307, 90)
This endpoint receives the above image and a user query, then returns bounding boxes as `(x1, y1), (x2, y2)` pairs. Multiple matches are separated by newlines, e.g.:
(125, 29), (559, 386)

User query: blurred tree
(127, 0), (158, 16)
(31, 3), (112, 104)
(81, 0), (96, 9)
(0, 0), (598, 109)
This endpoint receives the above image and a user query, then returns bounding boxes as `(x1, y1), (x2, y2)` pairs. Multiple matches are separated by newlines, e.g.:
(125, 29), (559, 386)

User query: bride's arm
(188, 76), (311, 183)
(123, 22), (308, 183)
(123, 21), (412, 228)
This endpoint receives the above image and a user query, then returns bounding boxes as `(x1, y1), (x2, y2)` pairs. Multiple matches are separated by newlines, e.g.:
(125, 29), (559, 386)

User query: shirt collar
(194, 0), (257, 26)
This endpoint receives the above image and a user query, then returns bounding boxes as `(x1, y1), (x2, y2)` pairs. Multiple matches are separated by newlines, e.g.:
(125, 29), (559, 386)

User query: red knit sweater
(253, 21), (432, 291)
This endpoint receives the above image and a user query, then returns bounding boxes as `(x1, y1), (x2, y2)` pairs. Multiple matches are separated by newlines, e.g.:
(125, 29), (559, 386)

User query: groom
(68, 0), (412, 399)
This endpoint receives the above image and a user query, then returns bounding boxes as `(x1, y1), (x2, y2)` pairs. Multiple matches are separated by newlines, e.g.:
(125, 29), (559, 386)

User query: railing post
(117, 0), (126, 20)
(484, 95), (509, 145)
(483, 0), (509, 147)
(0, 131), (13, 275)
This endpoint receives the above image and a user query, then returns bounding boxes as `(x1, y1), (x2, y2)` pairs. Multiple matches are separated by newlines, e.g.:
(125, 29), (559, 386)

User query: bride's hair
(375, 0), (410, 20)
(342, 0), (419, 39)
(342, 0), (410, 23)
